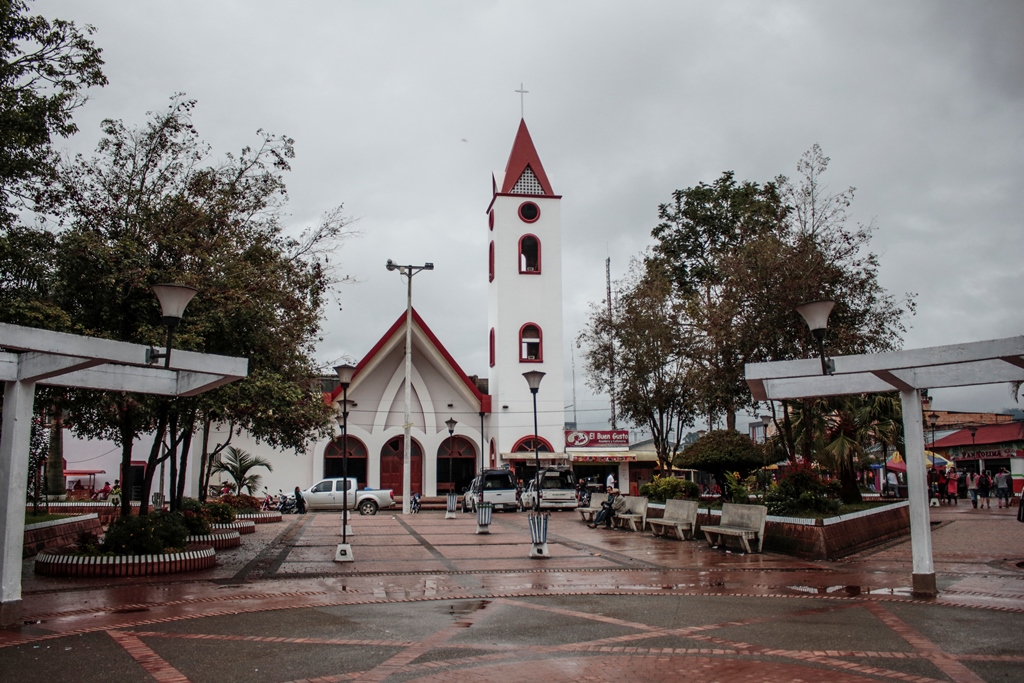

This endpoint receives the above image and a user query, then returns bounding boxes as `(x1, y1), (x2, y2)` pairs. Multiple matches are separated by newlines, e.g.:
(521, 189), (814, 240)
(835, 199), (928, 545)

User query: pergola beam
(744, 334), (1024, 599)
(0, 322), (249, 626)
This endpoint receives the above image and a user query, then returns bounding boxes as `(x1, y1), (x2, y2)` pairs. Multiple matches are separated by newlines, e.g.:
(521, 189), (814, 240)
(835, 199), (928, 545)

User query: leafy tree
(211, 446), (273, 495)
(579, 260), (699, 471)
(0, 0), (106, 227)
(13, 96), (351, 514)
(675, 429), (766, 481)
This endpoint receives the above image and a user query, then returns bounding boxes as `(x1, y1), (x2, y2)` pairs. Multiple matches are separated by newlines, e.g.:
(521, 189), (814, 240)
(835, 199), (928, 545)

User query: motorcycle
(410, 492), (421, 513)
(278, 491), (297, 514)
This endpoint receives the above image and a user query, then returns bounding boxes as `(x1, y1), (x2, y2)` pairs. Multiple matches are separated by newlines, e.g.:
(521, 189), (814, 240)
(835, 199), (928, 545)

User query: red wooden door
(380, 437), (422, 495)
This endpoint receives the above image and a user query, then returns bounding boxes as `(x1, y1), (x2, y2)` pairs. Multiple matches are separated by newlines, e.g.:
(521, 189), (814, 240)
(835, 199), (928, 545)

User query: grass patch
(26, 512), (72, 525)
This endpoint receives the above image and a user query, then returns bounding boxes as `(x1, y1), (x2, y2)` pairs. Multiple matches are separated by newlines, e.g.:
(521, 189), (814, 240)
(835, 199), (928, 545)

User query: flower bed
(34, 545), (216, 577)
(235, 511), (282, 523)
(212, 520), (256, 534)
(186, 531), (241, 550)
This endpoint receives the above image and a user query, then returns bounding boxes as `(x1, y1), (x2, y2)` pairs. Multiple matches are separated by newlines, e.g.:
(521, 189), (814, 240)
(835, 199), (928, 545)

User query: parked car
(303, 478), (395, 515)
(519, 467), (578, 511)
(462, 469), (519, 512)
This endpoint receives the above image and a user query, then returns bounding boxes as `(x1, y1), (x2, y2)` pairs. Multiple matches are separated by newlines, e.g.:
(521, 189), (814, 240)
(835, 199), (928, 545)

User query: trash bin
(445, 492), (458, 519)
(528, 511), (549, 559)
(476, 502), (493, 534)
(151, 492), (164, 509)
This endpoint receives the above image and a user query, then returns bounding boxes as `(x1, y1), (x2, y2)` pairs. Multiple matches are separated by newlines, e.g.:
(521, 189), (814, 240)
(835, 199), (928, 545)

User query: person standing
(946, 468), (959, 505)
(294, 485), (307, 514)
(994, 468), (1011, 509)
(978, 470), (993, 509)
(606, 471), (616, 490)
(967, 471), (980, 508)
(936, 469), (947, 505)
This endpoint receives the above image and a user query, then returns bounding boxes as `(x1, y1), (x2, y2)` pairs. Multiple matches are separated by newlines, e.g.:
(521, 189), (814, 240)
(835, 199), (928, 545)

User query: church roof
(498, 119), (555, 196)
(325, 308), (490, 413)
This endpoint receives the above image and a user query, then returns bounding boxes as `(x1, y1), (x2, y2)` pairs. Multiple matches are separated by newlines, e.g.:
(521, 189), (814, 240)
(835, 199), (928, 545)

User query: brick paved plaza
(1, 504), (1021, 682)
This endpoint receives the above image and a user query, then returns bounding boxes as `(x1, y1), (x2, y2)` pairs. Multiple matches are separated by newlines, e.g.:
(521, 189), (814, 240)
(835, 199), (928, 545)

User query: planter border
(34, 545), (216, 577)
(212, 519), (257, 534)
(235, 511), (281, 523)
(186, 531), (241, 549)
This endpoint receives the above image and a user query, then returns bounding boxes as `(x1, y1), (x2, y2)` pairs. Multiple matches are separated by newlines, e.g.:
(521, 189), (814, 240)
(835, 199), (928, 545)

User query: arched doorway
(436, 436), (476, 494)
(380, 437), (423, 495)
(323, 435), (368, 487)
(511, 435), (553, 487)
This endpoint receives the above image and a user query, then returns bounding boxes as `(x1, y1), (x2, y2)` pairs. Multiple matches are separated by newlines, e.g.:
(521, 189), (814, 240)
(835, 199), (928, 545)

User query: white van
(462, 469), (519, 512)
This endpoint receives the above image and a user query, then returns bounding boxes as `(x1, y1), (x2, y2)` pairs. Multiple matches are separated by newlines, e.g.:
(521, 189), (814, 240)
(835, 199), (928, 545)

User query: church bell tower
(485, 119), (564, 469)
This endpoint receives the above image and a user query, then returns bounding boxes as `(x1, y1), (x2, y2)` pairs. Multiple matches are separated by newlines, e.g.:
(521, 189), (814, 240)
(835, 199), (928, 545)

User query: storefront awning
(570, 452), (637, 463)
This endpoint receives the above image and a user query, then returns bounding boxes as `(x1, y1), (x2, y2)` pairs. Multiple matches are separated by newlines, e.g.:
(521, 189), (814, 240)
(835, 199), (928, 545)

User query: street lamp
(386, 259), (434, 514)
(796, 299), (836, 376)
(335, 364), (356, 547)
(445, 417), (457, 519)
(147, 283), (198, 368)
(759, 414), (772, 491)
(523, 370), (545, 510)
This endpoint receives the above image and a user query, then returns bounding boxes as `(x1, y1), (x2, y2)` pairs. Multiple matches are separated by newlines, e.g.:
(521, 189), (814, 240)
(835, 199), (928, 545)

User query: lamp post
(796, 299), (836, 376)
(523, 370), (545, 510)
(147, 283), (198, 368)
(445, 417), (457, 519)
(927, 412), (939, 465)
(761, 411), (770, 491)
(385, 259), (434, 514)
(335, 364), (356, 545)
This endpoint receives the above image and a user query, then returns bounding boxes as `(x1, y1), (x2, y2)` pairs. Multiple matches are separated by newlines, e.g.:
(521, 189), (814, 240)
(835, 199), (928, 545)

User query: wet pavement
(2, 503), (1022, 682)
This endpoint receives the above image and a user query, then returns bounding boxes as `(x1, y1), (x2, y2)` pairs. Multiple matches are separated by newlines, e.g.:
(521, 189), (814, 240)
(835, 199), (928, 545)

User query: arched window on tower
(488, 241), (495, 282)
(489, 328), (495, 367)
(519, 323), (542, 362)
(519, 235), (540, 273)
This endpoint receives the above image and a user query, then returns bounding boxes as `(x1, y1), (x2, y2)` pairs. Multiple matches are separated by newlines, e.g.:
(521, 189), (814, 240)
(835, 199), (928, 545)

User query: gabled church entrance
(380, 436), (422, 495)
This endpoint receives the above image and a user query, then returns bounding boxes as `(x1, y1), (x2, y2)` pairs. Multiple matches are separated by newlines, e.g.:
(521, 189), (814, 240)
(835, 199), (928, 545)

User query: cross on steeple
(515, 83), (528, 118)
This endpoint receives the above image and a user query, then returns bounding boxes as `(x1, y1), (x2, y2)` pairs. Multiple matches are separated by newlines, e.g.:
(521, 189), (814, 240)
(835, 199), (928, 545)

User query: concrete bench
(703, 503), (767, 553)
(578, 500), (604, 523)
(647, 498), (699, 540)
(612, 496), (648, 532)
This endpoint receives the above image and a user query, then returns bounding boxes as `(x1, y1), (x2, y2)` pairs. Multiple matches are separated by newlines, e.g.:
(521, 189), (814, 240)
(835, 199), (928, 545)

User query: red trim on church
(325, 308), (491, 413)
(499, 119), (555, 195)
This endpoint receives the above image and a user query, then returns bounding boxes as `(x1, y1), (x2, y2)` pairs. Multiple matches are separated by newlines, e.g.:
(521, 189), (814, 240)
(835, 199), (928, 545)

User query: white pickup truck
(303, 478), (395, 515)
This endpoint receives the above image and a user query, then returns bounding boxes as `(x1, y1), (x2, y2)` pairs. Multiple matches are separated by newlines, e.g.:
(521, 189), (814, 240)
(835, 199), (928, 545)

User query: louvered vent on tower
(511, 166), (544, 195)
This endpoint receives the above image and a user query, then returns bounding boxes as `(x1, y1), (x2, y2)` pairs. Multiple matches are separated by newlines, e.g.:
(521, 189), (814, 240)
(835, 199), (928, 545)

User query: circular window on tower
(518, 201), (540, 223)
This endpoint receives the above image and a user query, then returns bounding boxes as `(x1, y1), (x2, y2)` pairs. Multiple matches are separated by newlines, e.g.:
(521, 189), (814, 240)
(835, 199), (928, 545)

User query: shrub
(764, 467), (841, 516)
(640, 476), (700, 503)
(203, 501), (236, 524)
(217, 493), (261, 512)
(723, 471), (758, 504)
(101, 511), (189, 555)
(674, 429), (766, 478)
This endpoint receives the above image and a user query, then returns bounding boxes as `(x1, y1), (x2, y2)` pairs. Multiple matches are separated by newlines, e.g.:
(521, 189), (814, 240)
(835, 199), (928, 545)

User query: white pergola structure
(0, 322), (248, 625)
(746, 335), (1024, 597)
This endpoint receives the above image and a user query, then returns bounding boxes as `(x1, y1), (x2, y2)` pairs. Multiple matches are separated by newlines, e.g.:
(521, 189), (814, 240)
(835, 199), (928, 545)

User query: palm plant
(210, 446), (273, 495)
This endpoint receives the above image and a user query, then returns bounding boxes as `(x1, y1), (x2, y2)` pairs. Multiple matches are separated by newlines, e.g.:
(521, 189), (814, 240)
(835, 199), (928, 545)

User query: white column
(900, 388), (936, 596)
(0, 379), (37, 625)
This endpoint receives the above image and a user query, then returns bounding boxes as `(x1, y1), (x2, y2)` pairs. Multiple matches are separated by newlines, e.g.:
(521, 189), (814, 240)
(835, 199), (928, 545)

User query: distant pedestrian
(994, 468), (1011, 509)
(978, 470), (993, 508)
(946, 469), (959, 505)
(294, 486), (307, 514)
(936, 469), (947, 505)
(606, 471), (616, 490)
(967, 471), (980, 508)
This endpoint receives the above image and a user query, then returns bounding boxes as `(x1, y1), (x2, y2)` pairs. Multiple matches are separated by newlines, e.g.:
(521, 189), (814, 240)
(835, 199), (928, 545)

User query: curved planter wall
(236, 511), (282, 524)
(212, 520), (256, 534)
(34, 545), (216, 577)
(186, 531), (241, 550)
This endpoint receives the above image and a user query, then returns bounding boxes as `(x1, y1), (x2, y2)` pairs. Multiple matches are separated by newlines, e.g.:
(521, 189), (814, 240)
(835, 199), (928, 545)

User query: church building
(318, 119), (568, 497)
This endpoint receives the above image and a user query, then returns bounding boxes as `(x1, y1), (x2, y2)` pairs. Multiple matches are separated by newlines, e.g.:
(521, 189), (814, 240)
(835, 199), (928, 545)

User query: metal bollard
(528, 511), (550, 558)
(476, 502), (493, 533)
(445, 492), (458, 519)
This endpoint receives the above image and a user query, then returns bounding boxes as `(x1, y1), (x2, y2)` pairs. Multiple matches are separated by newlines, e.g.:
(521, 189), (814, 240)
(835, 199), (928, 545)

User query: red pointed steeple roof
(499, 119), (555, 196)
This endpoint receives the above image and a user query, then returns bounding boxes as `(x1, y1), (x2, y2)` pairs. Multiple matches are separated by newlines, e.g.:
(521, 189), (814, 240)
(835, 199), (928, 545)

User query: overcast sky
(38, 1), (1024, 432)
